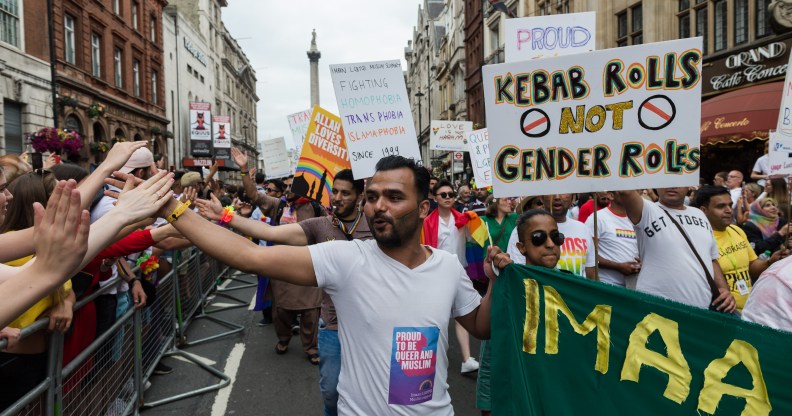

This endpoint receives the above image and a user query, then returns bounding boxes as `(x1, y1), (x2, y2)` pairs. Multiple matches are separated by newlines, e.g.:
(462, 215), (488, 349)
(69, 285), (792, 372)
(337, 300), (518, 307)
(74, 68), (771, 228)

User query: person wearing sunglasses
(506, 194), (594, 279)
(422, 179), (485, 375)
(475, 208), (562, 416)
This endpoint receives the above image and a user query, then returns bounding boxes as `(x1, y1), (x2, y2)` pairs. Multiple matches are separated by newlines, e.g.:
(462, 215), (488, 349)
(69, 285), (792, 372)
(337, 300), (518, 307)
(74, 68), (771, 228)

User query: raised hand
(180, 186), (198, 205)
(105, 170), (175, 223)
(484, 245), (512, 281)
(33, 180), (91, 282)
(231, 147), (248, 169)
(195, 194), (224, 221)
(102, 141), (149, 172)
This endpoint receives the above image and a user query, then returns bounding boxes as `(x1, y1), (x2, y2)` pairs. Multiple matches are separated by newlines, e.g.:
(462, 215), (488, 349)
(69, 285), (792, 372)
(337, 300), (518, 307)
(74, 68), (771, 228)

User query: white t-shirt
(585, 207), (639, 287)
(753, 154), (770, 187)
(742, 256), (792, 333)
(730, 187), (742, 209)
(634, 202), (719, 309)
(437, 214), (468, 267)
(506, 218), (594, 277)
(310, 239), (481, 416)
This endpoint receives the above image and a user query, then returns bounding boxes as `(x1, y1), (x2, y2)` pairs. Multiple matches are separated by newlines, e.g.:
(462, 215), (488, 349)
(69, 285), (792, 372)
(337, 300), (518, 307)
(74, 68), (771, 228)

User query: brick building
(25, 0), (168, 165)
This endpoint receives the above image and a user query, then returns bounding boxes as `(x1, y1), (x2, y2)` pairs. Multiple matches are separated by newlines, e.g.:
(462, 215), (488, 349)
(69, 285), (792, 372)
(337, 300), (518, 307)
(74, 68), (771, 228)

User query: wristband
(219, 206), (235, 226)
(167, 201), (191, 223)
(240, 172), (247, 176)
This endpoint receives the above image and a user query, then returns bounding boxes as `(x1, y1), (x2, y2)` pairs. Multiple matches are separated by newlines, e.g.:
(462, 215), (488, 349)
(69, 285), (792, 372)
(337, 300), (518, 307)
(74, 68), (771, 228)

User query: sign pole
(593, 195), (600, 282)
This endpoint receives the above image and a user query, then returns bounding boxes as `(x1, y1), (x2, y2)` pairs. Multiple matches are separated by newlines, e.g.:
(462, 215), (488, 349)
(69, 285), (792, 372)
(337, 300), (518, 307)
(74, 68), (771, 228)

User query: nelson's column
(308, 29), (321, 107)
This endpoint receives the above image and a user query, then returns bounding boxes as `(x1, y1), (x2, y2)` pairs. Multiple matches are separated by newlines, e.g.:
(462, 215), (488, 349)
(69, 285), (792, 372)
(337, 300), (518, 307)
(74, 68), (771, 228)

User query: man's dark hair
(334, 169), (364, 195)
(269, 178), (285, 192)
(255, 172), (266, 185)
(51, 163), (89, 183)
(714, 171), (728, 182)
(430, 175), (439, 182)
(432, 179), (454, 195)
(515, 209), (554, 243)
(694, 185), (730, 209)
(374, 156), (430, 201)
(173, 170), (186, 182)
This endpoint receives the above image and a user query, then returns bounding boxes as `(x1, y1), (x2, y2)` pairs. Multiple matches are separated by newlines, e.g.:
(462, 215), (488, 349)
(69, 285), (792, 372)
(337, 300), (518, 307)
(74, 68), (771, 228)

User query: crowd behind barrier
(1, 248), (234, 416)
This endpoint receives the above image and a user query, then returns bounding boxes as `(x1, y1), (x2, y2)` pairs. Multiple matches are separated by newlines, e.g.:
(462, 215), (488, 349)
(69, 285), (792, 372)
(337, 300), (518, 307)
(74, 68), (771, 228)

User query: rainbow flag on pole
(465, 211), (488, 247)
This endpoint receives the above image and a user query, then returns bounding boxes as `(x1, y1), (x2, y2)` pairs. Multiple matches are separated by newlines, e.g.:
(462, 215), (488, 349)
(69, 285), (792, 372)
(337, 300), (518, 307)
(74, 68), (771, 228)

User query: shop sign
(705, 38), (792, 95)
(700, 116), (751, 134)
(184, 37), (208, 66)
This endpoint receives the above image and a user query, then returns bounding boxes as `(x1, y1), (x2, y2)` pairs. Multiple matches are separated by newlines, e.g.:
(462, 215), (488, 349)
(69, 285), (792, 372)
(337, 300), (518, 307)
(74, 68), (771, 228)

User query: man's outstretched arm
(160, 197), (317, 286)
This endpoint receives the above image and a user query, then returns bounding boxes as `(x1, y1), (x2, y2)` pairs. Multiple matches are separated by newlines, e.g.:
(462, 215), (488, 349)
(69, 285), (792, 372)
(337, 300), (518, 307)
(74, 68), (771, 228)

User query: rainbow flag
(465, 211), (488, 247)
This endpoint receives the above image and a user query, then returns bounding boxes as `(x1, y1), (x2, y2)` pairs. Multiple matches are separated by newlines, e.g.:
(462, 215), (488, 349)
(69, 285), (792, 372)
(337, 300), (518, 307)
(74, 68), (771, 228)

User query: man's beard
(333, 203), (356, 220)
(366, 209), (419, 248)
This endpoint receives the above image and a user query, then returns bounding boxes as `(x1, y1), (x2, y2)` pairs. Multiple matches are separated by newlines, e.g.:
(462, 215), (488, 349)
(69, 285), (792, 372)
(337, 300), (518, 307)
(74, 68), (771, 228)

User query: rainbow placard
(292, 106), (351, 207)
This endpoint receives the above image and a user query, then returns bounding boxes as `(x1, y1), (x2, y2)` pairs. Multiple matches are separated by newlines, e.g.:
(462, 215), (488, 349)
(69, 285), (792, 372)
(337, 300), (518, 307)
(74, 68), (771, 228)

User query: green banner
(491, 264), (792, 415)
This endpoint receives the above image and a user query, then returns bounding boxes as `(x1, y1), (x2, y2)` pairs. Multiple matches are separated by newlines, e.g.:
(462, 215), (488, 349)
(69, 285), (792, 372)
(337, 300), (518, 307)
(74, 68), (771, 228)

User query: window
(4, 101), (23, 154)
(696, 6), (708, 55)
(631, 4), (643, 44)
(713, 0), (727, 51)
(0, 0), (20, 47)
(149, 15), (156, 41)
(756, 0), (771, 38)
(556, 0), (569, 15)
(91, 33), (101, 77)
(679, 13), (691, 38)
(64, 14), (76, 64)
(679, 0), (690, 11)
(152, 71), (158, 105)
(114, 47), (122, 88)
(113, 0), (120, 15)
(616, 12), (628, 46)
(133, 59), (140, 96)
(489, 23), (500, 59)
(733, 0), (748, 44)
(132, 1), (139, 30)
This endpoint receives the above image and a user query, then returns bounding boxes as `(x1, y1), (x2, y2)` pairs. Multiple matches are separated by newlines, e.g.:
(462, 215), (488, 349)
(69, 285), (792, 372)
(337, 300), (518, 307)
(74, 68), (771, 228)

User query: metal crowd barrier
(0, 248), (252, 416)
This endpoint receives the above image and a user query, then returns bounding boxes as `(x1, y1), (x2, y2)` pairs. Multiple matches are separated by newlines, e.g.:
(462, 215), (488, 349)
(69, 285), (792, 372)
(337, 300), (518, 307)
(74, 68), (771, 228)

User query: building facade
(163, 5), (215, 169)
(23, 0), (170, 166)
(405, 0), (444, 169)
(0, 0), (54, 156)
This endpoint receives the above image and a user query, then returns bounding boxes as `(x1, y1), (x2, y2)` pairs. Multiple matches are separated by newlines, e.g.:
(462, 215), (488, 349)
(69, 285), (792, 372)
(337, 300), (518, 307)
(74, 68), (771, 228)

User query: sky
(222, 0), (424, 149)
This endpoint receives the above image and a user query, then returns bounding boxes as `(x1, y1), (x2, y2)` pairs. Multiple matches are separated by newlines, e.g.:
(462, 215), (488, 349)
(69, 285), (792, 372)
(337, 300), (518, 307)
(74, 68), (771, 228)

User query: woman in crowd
(477, 209), (564, 416)
(0, 170), (75, 410)
(482, 196), (518, 253)
(760, 177), (790, 219)
(742, 197), (791, 255)
(735, 182), (763, 225)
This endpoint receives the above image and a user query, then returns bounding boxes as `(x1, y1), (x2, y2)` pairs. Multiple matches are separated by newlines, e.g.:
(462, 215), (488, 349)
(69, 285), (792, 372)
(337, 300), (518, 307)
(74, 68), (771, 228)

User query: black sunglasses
(529, 230), (565, 247)
(266, 187), (279, 192)
(437, 192), (457, 199)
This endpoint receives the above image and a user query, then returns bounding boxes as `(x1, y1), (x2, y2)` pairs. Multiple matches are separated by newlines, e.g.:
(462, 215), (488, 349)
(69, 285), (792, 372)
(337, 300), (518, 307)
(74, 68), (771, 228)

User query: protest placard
(776, 51), (792, 138)
(492, 265), (791, 415)
(482, 38), (703, 197)
(288, 109), (313, 146)
(505, 12), (596, 63)
(430, 120), (473, 151)
(769, 131), (792, 175)
(212, 115), (231, 160)
(292, 106), (351, 207)
(330, 59), (422, 178)
(189, 102), (212, 157)
(261, 137), (291, 179)
(465, 128), (492, 187)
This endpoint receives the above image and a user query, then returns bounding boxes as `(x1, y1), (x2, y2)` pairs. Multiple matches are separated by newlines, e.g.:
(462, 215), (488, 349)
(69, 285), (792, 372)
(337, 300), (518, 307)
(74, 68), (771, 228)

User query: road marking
(211, 342), (245, 416)
(249, 293), (256, 310)
(219, 278), (232, 290)
(208, 302), (238, 309)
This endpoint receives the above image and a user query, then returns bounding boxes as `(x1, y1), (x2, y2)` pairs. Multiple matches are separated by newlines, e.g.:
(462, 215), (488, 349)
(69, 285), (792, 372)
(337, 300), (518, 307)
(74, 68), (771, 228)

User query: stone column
(307, 29), (321, 108)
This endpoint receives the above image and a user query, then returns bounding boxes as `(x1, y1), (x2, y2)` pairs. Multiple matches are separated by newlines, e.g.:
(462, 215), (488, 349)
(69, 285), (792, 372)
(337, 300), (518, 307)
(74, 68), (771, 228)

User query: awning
(700, 81), (782, 145)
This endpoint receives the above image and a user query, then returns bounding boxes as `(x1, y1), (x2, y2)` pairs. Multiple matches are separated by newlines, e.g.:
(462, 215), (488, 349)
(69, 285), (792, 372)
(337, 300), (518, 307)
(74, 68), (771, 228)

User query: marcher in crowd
(742, 197), (791, 255)
(584, 191), (641, 288)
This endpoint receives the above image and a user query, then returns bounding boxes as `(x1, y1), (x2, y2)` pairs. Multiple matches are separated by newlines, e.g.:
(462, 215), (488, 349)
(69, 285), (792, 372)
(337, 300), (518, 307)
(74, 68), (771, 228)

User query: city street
(142, 271), (481, 416)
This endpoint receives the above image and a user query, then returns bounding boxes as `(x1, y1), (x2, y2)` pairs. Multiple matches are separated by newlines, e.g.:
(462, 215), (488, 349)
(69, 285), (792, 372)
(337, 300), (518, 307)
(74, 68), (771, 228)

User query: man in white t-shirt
(154, 155), (505, 415)
(726, 170), (743, 209)
(617, 188), (736, 311)
(583, 192), (640, 287)
(750, 141), (770, 187)
(507, 193), (594, 278)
